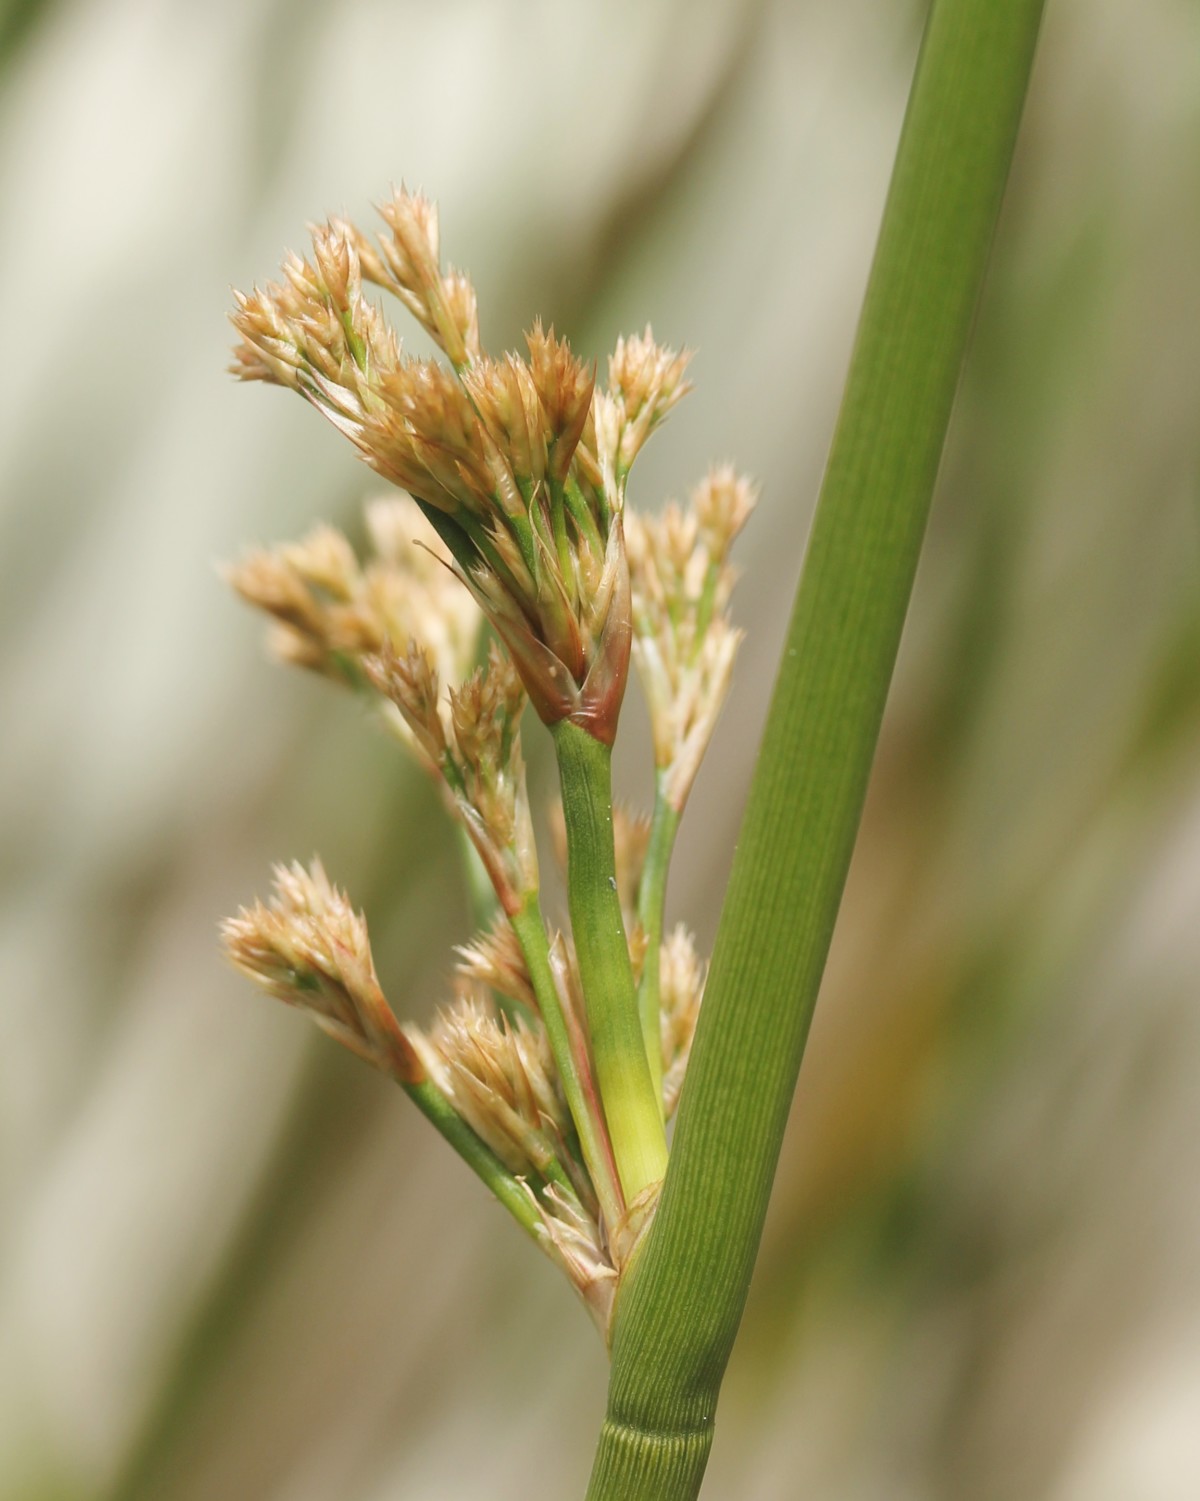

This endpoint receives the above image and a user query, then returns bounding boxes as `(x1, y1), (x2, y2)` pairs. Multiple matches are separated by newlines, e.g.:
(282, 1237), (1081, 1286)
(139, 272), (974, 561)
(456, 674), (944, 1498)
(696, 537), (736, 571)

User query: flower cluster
(232, 192), (690, 744)
(226, 494), (480, 694)
(222, 860), (419, 1085)
(626, 465), (757, 813)
(367, 639), (537, 912)
(222, 188), (751, 1339)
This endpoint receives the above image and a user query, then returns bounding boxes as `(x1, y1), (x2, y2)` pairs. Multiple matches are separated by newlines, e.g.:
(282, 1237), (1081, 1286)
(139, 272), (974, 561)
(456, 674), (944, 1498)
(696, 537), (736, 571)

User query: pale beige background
(1, 1), (1198, 1498)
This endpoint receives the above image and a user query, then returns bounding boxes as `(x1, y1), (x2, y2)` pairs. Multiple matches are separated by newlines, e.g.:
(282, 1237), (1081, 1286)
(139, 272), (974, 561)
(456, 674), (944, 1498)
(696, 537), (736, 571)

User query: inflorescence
(222, 188), (755, 1338)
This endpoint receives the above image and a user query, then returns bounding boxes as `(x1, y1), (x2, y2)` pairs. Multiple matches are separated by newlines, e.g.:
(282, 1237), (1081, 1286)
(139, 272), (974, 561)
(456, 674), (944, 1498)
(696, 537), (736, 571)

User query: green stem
(522, 1127), (589, 1213)
(564, 474), (606, 556)
(586, 1421), (710, 1499)
(422, 503), (520, 600)
(553, 719), (669, 1202)
(456, 825), (498, 930)
(587, 1), (1045, 1496)
(636, 777), (680, 1111)
(549, 475), (575, 594)
(403, 1078), (541, 1240)
(510, 895), (625, 1230)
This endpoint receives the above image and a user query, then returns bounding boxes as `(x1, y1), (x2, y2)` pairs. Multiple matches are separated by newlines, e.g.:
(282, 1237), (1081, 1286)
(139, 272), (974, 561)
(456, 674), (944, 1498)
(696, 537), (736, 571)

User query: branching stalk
(403, 1077), (542, 1239)
(509, 895), (625, 1230)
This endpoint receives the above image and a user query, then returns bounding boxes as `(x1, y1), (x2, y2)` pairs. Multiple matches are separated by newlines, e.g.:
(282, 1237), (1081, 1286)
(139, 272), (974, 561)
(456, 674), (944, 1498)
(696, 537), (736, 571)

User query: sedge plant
(220, 0), (1045, 1492)
(222, 189), (754, 1323)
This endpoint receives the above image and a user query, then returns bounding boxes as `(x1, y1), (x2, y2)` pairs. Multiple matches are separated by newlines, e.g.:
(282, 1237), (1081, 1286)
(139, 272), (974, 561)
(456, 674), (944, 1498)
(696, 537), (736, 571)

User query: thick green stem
(553, 720), (669, 1202)
(586, 1419), (710, 1499)
(403, 1078), (541, 1239)
(587, 1), (1045, 1496)
(636, 778), (680, 1110)
(510, 895), (624, 1229)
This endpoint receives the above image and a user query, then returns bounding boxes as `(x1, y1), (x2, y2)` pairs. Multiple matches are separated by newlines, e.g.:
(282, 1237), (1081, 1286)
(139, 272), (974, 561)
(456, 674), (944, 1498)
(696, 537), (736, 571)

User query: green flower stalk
(625, 466), (756, 1096)
(553, 716), (667, 1204)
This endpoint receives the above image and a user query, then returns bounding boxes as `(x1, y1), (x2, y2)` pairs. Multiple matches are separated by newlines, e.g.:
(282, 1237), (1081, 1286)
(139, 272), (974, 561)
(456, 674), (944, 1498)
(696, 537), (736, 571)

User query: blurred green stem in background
(585, 0), (1046, 1495)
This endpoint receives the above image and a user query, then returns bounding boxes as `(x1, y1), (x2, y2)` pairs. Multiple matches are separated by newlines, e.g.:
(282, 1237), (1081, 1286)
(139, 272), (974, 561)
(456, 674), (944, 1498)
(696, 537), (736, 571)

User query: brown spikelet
(626, 466), (757, 812)
(526, 320), (596, 486)
(365, 639), (537, 912)
(461, 354), (546, 492)
(527, 1184), (618, 1337)
(221, 859), (421, 1084)
(363, 640), (447, 769)
(227, 495), (483, 714)
(409, 987), (569, 1179)
(365, 188), (479, 369)
(455, 915), (538, 1014)
(659, 925), (705, 1118)
(606, 326), (692, 477)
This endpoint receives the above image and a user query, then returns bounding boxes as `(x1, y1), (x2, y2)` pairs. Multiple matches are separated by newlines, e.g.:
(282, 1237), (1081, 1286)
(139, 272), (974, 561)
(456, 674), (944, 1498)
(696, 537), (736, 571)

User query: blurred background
(1, 0), (1198, 1497)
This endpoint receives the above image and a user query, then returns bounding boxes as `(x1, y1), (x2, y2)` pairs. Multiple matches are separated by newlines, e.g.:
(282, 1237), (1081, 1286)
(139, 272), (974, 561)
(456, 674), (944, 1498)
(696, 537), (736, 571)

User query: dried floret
(626, 465), (757, 811)
(221, 859), (420, 1083)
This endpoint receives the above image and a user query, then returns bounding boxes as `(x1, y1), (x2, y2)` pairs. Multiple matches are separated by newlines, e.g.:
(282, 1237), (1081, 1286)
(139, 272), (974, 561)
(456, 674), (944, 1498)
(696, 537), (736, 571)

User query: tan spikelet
(221, 859), (420, 1084)
(626, 466), (757, 812)
(659, 924), (706, 1119)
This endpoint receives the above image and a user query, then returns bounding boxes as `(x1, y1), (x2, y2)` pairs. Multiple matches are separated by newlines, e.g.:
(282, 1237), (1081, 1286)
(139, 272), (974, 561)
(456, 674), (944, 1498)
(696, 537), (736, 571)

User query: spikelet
(225, 493), (482, 701)
(455, 915), (538, 1014)
(626, 465), (757, 812)
(410, 987), (569, 1183)
(528, 1184), (618, 1336)
(221, 859), (420, 1083)
(360, 495), (481, 682)
(604, 326), (692, 479)
(365, 640), (537, 912)
(659, 925), (706, 1119)
(349, 188), (481, 369)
